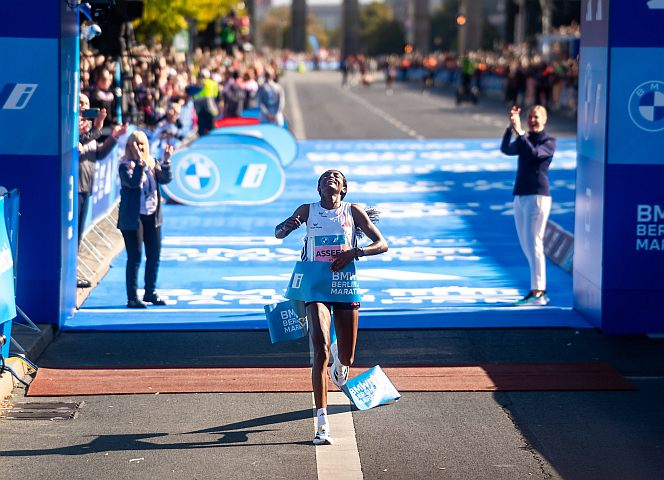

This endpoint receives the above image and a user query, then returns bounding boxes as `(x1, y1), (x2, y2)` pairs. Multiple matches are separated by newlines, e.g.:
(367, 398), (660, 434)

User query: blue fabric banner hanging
(285, 261), (361, 303)
(0, 196), (17, 349)
(341, 366), (401, 410)
(264, 300), (308, 343)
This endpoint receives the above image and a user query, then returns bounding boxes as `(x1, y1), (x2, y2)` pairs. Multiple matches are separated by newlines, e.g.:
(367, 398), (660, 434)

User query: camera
(82, 108), (100, 119)
(88, 0), (115, 25)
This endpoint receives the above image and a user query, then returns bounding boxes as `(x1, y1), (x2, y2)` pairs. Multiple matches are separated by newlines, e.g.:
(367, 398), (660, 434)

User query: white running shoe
(514, 291), (550, 306)
(329, 342), (349, 387)
(313, 424), (333, 445)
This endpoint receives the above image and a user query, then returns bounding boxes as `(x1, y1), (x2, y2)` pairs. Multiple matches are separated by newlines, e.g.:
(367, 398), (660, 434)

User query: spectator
(89, 69), (116, 129)
(117, 131), (173, 308)
(257, 69), (285, 127)
(222, 70), (245, 118)
(500, 105), (556, 306)
(192, 68), (220, 136)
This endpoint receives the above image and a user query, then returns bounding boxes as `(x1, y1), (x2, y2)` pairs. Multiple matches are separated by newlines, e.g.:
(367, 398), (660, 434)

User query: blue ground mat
(66, 138), (591, 330)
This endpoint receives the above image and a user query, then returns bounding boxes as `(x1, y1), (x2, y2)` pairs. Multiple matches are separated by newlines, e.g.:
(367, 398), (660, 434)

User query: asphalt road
(2, 72), (663, 480)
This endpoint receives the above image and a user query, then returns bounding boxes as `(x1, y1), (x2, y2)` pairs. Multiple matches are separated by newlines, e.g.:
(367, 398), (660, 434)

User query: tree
(429, 0), (459, 52)
(134, 0), (238, 44)
(256, 7), (330, 51)
(359, 2), (404, 56)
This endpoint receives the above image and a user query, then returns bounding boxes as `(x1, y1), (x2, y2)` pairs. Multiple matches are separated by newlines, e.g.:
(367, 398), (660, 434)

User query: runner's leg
(333, 308), (359, 367)
(308, 302), (332, 409)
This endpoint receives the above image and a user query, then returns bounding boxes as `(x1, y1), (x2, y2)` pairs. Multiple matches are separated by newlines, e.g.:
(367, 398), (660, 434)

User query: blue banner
(341, 366), (400, 410)
(161, 141), (285, 206)
(0, 37), (59, 156)
(285, 261), (362, 303)
(264, 300), (308, 343)
(0, 196), (17, 358)
(209, 124), (298, 167)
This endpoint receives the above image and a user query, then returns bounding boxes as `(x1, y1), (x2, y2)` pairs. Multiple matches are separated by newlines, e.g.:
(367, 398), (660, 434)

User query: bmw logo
(628, 81), (664, 132)
(175, 152), (221, 198)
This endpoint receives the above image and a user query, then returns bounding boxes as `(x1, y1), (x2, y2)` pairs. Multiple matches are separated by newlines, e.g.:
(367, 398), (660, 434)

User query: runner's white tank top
(303, 201), (355, 262)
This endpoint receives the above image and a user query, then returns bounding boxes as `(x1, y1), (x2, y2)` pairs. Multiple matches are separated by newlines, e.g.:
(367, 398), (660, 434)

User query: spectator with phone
(77, 94), (127, 288)
(117, 131), (173, 308)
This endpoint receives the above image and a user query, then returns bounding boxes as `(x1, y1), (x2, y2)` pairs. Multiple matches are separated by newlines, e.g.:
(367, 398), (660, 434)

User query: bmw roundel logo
(628, 81), (664, 132)
(175, 152), (221, 198)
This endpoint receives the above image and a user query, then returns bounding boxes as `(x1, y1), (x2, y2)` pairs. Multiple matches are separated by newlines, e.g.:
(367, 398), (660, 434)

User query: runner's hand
(331, 249), (355, 272)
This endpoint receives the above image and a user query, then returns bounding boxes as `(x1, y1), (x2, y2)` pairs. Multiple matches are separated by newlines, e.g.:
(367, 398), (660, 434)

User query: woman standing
(117, 130), (173, 308)
(500, 105), (557, 306)
(275, 170), (388, 445)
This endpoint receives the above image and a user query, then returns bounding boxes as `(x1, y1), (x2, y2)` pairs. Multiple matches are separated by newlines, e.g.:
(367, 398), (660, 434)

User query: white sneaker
(329, 342), (349, 387)
(313, 424), (333, 445)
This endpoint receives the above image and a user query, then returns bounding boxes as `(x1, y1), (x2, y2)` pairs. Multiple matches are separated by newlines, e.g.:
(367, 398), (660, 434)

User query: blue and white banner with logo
(285, 261), (362, 303)
(0, 196), (17, 357)
(341, 366), (401, 410)
(209, 124), (299, 167)
(264, 299), (308, 343)
(161, 140), (285, 206)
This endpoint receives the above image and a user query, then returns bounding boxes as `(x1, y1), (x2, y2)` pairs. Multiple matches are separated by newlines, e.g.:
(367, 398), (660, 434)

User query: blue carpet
(65, 138), (590, 330)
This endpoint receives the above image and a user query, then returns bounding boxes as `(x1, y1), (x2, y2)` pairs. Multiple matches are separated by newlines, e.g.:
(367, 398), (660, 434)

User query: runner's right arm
(275, 204), (308, 239)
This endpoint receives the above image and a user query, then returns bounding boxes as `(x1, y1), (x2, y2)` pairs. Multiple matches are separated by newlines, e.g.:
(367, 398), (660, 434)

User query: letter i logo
(0, 84), (38, 110)
(292, 273), (304, 289)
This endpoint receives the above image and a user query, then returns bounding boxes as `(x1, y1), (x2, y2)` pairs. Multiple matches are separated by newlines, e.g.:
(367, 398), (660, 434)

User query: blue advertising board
(609, 0), (664, 47)
(580, 0), (610, 47)
(162, 140), (285, 206)
(209, 124), (299, 167)
(0, 196), (17, 358)
(575, 0), (664, 333)
(0, 38), (59, 156)
(0, 3), (79, 326)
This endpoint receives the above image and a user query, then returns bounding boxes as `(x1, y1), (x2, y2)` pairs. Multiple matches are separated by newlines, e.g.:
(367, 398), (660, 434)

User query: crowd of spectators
(79, 41), (286, 141)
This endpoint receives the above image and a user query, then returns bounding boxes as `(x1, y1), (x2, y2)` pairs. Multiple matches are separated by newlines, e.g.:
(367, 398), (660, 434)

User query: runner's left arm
(330, 204), (388, 272)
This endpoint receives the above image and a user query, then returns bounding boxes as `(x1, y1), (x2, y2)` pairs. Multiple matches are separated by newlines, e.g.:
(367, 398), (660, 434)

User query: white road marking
(314, 392), (363, 480)
(342, 86), (423, 139)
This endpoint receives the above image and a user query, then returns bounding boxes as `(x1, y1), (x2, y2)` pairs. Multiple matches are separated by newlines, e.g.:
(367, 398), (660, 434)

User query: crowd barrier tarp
(160, 138), (285, 206)
(0, 196), (17, 358)
(208, 124), (299, 168)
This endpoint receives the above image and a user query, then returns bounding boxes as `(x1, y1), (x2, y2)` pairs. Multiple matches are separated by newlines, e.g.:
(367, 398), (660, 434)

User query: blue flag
(285, 261), (361, 303)
(341, 366), (401, 410)
(264, 300), (308, 343)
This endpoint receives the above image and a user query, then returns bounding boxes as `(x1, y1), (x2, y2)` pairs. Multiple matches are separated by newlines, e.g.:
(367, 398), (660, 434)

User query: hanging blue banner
(341, 366), (401, 410)
(285, 261), (361, 303)
(0, 196), (17, 358)
(264, 300), (308, 343)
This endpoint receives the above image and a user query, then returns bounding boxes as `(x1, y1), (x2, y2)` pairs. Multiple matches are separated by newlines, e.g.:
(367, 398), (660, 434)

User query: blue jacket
(117, 160), (172, 230)
(500, 128), (556, 196)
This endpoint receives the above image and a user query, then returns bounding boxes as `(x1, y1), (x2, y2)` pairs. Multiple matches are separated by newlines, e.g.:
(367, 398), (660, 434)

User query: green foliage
(359, 2), (404, 55)
(134, 0), (238, 44)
